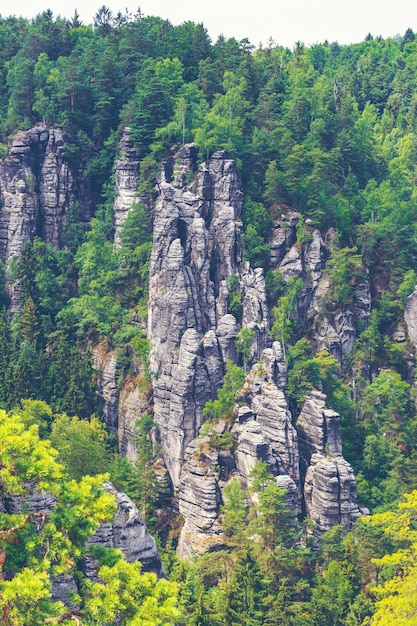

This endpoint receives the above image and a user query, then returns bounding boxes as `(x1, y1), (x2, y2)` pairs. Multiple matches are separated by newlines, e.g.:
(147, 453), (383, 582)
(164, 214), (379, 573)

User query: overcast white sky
(4, 0), (417, 49)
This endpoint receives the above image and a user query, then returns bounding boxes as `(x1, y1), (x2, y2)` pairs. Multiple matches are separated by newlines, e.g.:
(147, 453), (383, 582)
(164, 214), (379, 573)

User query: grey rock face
(234, 419), (277, 478)
(240, 263), (269, 362)
(148, 145), (268, 487)
(0, 125), (87, 310)
(296, 390), (343, 464)
(85, 482), (165, 580)
(118, 380), (153, 461)
(269, 210), (300, 268)
(177, 341), (299, 556)
(304, 454), (360, 535)
(152, 327), (224, 487)
(92, 341), (153, 458)
(92, 344), (119, 433)
(237, 346), (299, 482)
(296, 391), (360, 536)
(113, 127), (141, 248)
(311, 276), (371, 363)
(405, 286), (417, 347)
(276, 474), (298, 517)
(177, 446), (224, 558)
(39, 128), (77, 247)
(3, 487), (56, 515)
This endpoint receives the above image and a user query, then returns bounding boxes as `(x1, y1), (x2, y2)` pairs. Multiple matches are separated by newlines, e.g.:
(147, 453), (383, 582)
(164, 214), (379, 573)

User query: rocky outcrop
(177, 342), (300, 556)
(268, 210), (300, 268)
(92, 344), (119, 433)
(118, 378), (153, 461)
(296, 391), (360, 536)
(269, 215), (371, 361)
(237, 342), (299, 482)
(304, 454), (360, 535)
(148, 145), (268, 487)
(240, 263), (269, 361)
(113, 127), (141, 248)
(311, 278), (371, 362)
(177, 442), (224, 558)
(2, 482), (164, 603)
(405, 286), (417, 347)
(296, 390), (342, 468)
(84, 482), (165, 580)
(0, 125), (88, 309)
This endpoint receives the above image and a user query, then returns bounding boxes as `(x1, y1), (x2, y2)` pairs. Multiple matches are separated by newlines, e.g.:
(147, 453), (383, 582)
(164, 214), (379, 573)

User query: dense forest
(2, 6), (417, 624)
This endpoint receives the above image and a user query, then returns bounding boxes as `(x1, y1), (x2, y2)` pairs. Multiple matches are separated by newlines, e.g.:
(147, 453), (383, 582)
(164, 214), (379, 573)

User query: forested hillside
(2, 7), (417, 624)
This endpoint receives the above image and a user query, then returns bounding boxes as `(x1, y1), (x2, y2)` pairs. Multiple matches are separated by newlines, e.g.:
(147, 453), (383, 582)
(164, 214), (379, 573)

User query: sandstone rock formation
(113, 127), (141, 248)
(148, 145), (268, 487)
(304, 454), (360, 536)
(405, 285), (417, 347)
(84, 482), (165, 581)
(1, 482), (164, 603)
(237, 342), (299, 483)
(177, 342), (300, 556)
(177, 441), (224, 558)
(0, 125), (88, 309)
(296, 391), (360, 536)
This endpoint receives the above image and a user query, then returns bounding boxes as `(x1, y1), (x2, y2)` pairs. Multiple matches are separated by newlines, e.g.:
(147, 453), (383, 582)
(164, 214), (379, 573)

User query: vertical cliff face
(144, 144), (361, 549)
(113, 127), (141, 249)
(148, 145), (269, 486)
(296, 391), (360, 535)
(0, 125), (88, 309)
(269, 211), (371, 362)
(176, 341), (299, 557)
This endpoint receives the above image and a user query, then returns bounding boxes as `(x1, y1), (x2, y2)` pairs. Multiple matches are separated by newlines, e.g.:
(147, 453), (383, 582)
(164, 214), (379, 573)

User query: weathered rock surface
(405, 286), (417, 347)
(0, 125), (88, 309)
(296, 391), (360, 536)
(118, 378), (153, 461)
(177, 444), (224, 558)
(177, 342), (301, 555)
(269, 217), (371, 361)
(237, 343), (299, 482)
(268, 210), (300, 268)
(113, 127), (141, 248)
(92, 344), (119, 433)
(148, 145), (268, 487)
(2, 482), (164, 603)
(84, 482), (165, 580)
(304, 454), (360, 535)
(296, 390), (342, 466)
(240, 263), (269, 361)
(311, 276), (371, 362)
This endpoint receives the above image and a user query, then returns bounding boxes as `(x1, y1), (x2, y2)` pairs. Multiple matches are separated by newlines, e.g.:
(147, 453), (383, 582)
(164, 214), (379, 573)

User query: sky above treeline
(5, 0), (417, 49)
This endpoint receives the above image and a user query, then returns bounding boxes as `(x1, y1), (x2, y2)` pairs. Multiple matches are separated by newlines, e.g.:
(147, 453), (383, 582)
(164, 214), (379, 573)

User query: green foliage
(286, 339), (341, 412)
(271, 276), (303, 356)
(125, 414), (161, 527)
(0, 409), (180, 624)
(242, 199), (272, 268)
(397, 269), (417, 305)
(222, 478), (247, 544)
(194, 71), (250, 159)
(324, 246), (365, 310)
(5, 15), (417, 623)
(203, 361), (245, 421)
(360, 491), (417, 624)
(227, 273), (243, 319)
(235, 326), (255, 369)
(50, 413), (109, 481)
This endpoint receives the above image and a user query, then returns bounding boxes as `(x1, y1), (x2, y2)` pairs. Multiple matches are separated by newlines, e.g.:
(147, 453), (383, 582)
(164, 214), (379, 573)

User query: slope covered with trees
(1, 7), (417, 623)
